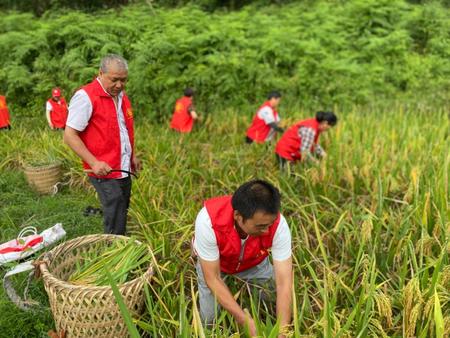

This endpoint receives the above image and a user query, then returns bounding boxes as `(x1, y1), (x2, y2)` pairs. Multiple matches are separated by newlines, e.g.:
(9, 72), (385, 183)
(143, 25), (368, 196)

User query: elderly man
(64, 54), (141, 235)
(46, 87), (68, 130)
(193, 180), (292, 337)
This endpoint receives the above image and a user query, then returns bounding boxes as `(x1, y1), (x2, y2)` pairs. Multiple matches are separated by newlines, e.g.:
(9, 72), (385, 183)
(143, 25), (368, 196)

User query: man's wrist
(235, 308), (250, 325)
(87, 158), (98, 168)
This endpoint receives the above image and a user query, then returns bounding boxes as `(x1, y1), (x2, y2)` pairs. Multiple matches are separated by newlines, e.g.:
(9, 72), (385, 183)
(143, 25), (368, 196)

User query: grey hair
(100, 54), (128, 73)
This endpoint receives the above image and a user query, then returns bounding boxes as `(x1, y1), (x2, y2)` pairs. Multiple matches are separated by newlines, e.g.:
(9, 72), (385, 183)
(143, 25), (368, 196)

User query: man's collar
(234, 222), (249, 240)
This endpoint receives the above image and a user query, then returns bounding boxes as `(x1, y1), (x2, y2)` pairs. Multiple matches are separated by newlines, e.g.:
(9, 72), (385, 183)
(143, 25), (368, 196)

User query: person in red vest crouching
(64, 54), (141, 235)
(0, 95), (11, 130)
(170, 87), (198, 133)
(275, 111), (338, 169)
(193, 180), (292, 337)
(246, 91), (285, 144)
(46, 87), (68, 130)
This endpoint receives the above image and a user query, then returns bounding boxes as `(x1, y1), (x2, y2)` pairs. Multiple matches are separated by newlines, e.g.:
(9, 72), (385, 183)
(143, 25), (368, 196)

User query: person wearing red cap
(275, 111), (338, 169)
(246, 91), (284, 144)
(46, 88), (68, 130)
(0, 95), (11, 130)
(170, 88), (198, 133)
(193, 180), (292, 337)
(64, 54), (141, 235)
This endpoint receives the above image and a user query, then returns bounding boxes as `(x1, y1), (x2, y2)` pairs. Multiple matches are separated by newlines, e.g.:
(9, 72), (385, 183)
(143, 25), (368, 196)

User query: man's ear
(233, 210), (243, 224)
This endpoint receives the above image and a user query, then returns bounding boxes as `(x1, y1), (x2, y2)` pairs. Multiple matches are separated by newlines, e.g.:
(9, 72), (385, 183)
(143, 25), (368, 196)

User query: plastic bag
(0, 224), (66, 266)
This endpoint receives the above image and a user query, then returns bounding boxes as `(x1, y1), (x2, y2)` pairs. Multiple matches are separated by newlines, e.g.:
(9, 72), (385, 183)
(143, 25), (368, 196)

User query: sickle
(83, 169), (138, 179)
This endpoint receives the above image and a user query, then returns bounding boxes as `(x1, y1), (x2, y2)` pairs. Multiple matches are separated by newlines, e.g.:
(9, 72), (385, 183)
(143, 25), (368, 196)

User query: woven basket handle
(3, 260), (40, 311)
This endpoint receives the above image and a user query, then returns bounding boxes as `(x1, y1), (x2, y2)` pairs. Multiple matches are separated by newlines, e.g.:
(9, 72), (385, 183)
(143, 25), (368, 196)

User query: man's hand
(300, 151), (309, 163)
(132, 156), (142, 172)
(278, 324), (292, 338)
(49, 123), (54, 130)
(191, 110), (198, 120)
(243, 309), (257, 337)
(199, 259), (258, 335)
(301, 151), (319, 165)
(91, 160), (112, 176)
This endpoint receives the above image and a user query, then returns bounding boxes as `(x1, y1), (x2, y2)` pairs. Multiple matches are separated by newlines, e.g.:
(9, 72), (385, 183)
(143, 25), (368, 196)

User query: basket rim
(23, 161), (62, 171)
(39, 234), (153, 291)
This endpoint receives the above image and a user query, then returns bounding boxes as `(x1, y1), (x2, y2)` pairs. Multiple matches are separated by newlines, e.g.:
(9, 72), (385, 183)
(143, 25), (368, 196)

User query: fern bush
(0, 1), (448, 119)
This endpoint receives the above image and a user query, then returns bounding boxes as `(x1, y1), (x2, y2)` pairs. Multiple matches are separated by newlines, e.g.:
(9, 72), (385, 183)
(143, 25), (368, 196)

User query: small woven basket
(23, 162), (62, 194)
(39, 234), (153, 338)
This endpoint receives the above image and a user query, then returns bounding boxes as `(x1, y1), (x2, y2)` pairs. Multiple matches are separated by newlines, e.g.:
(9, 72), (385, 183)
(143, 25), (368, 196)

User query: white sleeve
(66, 89), (93, 132)
(46, 101), (52, 113)
(193, 207), (220, 261)
(271, 215), (292, 261)
(257, 106), (276, 124)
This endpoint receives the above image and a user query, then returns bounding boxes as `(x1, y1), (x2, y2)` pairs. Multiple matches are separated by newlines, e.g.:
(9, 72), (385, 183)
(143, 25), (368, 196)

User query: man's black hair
(184, 87), (195, 97)
(316, 111), (338, 126)
(267, 91), (282, 100)
(231, 180), (281, 220)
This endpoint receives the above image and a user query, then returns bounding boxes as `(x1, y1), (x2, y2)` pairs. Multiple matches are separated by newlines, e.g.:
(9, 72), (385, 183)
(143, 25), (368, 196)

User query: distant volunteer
(246, 91), (284, 144)
(0, 95), (11, 130)
(275, 111), (338, 168)
(193, 180), (292, 337)
(46, 87), (68, 130)
(170, 87), (198, 133)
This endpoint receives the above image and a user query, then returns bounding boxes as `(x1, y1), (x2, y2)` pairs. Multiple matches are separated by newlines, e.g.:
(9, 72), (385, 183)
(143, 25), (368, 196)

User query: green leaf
(434, 291), (444, 338)
(105, 267), (141, 338)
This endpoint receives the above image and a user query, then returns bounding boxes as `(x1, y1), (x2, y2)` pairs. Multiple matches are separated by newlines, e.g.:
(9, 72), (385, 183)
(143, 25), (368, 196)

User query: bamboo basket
(23, 162), (62, 194)
(39, 234), (153, 338)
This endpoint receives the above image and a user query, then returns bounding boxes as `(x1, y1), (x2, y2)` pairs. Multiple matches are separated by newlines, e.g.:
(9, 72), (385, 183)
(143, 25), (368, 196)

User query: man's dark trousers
(89, 176), (132, 235)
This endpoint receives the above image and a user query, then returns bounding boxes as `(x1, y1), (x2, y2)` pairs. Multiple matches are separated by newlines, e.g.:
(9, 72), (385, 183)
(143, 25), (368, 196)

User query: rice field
(0, 106), (448, 337)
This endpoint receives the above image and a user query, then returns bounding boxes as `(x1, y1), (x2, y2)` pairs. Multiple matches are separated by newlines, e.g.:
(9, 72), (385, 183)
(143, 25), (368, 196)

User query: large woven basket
(39, 234), (153, 338)
(24, 162), (62, 194)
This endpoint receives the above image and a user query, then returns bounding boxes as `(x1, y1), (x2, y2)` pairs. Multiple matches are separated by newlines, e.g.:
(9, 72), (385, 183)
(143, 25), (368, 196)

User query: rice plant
(2, 104), (447, 337)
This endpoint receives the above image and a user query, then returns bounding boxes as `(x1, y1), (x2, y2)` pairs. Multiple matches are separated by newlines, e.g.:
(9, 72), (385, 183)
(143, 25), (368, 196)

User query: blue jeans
(196, 258), (275, 325)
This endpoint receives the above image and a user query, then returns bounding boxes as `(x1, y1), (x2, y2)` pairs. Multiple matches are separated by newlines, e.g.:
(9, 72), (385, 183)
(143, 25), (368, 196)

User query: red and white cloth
(0, 224), (66, 266)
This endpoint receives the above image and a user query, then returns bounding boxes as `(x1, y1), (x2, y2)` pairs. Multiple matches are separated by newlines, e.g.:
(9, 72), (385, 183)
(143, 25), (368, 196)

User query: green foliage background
(0, 0), (448, 120)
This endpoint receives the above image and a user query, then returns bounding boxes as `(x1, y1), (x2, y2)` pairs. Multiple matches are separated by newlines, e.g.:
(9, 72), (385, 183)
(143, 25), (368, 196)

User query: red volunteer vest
(204, 195), (280, 274)
(275, 118), (321, 161)
(246, 101), (279, 143)
(0, 96), (10, 128)
(47, 98), (68, 128)
(170, 96), (194, 133)
(79, 80), (134, 179)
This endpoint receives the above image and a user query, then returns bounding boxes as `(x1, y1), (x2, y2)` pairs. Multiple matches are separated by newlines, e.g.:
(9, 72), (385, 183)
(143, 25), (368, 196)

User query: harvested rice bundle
(69, 239), (149, 286)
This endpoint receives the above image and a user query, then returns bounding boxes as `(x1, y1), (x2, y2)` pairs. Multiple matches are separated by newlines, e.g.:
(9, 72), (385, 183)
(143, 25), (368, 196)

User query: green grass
(0, 169), (103, 337)
(0, 106), (448, 337)
(0, 171), (103, 243)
